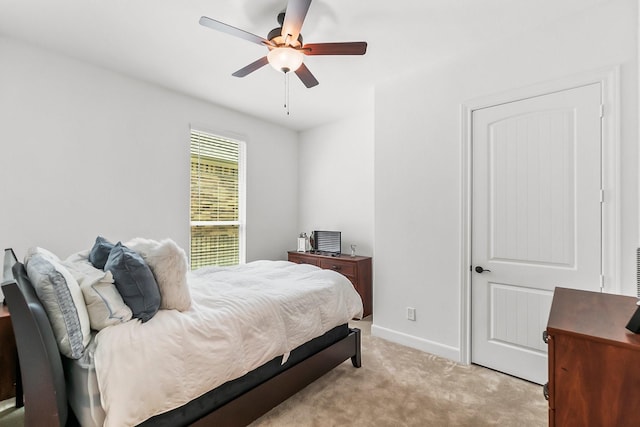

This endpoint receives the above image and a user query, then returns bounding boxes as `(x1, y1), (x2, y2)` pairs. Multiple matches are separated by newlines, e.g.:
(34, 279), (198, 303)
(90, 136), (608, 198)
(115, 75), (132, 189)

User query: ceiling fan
(199, 0), (367, 88)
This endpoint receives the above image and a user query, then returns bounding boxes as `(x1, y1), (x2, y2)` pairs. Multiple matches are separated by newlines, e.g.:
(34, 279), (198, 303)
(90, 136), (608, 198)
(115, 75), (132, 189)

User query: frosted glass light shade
(267, 47), (304, 73)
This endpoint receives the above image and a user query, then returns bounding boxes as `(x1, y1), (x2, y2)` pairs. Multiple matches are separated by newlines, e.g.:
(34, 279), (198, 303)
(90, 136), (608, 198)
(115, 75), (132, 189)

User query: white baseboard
(371, 324), (461, 362)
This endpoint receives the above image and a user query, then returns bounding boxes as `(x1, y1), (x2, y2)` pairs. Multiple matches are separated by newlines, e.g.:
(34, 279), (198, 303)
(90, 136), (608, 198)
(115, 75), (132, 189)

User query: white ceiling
(0, 0), (609, 131)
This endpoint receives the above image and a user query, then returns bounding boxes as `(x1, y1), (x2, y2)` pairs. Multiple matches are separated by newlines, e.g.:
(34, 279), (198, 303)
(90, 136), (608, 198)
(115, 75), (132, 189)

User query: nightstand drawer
(0, 306), (18, 401)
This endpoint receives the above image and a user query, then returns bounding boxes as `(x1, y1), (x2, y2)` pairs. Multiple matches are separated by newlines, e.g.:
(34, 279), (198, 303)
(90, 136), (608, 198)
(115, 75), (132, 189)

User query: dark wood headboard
(1, 248), (68, 426)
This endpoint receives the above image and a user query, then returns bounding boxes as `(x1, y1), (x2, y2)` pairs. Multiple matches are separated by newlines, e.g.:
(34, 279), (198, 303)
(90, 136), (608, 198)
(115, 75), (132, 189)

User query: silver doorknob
(475, 266), (491, 273)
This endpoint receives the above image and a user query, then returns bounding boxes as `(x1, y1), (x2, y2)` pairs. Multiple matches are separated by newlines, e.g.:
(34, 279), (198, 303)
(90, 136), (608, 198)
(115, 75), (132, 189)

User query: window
(190, 129), (245, 269)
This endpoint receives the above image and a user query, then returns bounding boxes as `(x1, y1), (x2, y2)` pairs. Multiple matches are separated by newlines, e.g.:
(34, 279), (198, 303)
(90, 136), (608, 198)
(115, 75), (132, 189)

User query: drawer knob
(543, 382), (549, 400)
(331, 265), (342, 271)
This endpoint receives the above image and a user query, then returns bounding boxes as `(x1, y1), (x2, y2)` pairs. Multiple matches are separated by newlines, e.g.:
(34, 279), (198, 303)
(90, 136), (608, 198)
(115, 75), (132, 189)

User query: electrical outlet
(407, 307), (416, 321)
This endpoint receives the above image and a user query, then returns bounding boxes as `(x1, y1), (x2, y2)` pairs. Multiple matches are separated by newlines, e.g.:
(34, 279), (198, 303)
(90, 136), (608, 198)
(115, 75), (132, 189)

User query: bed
(1, 245), (363, 427)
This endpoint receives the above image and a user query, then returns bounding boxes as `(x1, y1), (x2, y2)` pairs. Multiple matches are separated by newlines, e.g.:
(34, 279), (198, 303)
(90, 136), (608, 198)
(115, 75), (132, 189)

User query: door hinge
(599, 104), (604, 118)
(600, 189), (605, 203)
(600, 275), (605, 291)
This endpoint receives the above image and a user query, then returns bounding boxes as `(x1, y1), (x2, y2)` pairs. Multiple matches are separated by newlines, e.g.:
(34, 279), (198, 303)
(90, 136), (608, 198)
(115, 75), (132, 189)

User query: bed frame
(2, 248), (361, 427)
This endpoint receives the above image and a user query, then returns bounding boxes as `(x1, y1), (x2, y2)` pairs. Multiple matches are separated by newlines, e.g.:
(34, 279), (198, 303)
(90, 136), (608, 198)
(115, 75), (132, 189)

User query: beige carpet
(0, 398), (23, 427)
(0, 318), (547, 427)
(250, 318), (547, 427)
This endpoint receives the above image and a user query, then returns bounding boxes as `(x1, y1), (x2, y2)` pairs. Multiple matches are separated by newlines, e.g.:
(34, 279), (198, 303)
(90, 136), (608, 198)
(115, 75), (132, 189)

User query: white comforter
(94, 260), (363, 427)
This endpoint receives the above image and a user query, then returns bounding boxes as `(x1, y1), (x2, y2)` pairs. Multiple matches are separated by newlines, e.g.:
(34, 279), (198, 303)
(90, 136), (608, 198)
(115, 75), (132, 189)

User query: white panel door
(471, 83), (602, 385)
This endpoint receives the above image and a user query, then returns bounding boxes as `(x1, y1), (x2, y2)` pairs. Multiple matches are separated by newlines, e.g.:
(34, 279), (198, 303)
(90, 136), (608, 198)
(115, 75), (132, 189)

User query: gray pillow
(89, 236), (114, 270)
(24, 247), (91, 359)
(104, 242), (160, 322)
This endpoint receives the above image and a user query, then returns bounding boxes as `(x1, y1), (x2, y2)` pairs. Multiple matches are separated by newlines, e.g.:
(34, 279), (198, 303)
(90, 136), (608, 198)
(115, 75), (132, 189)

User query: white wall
(373, 0), (638, 360)
(298, 93), (375, 256)
(0, 37), (299, 262)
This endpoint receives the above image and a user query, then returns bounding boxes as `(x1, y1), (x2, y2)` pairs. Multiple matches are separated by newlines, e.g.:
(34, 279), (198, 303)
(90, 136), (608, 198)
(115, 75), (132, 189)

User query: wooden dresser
(0, 304), (18, 401)
(287, 251), (372, 317)
(546, 287), (640, 427)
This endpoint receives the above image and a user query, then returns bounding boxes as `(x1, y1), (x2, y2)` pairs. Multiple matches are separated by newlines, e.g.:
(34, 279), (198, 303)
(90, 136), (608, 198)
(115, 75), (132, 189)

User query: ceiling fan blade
(281, 0), (312, 45)
(232, 57), (269, 78)
(294, 63), (319, 88)
(301, 42), (368, 56)
(199, 16), (273, 47)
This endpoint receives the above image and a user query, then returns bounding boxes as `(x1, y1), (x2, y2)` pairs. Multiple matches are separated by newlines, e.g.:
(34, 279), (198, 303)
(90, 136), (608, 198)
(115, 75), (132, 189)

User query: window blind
(190, 130), (241, 269)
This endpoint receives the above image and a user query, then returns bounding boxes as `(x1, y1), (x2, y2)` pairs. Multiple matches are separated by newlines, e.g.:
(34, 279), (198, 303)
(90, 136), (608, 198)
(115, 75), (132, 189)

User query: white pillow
(24, 247), (91, 359)
(125, 238), (191, 311)
(64, 249), (91, 264)
(63, 254), (133, 330)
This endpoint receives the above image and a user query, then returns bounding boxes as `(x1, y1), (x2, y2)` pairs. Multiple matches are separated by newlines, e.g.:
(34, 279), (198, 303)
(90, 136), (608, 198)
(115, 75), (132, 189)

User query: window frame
(189, 127), (246, 267)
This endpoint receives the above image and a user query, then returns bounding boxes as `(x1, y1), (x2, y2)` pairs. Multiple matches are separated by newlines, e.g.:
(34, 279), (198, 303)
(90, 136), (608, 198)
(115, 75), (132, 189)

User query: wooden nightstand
(288, 251), (372, 317)
(0, 304), (21, 406)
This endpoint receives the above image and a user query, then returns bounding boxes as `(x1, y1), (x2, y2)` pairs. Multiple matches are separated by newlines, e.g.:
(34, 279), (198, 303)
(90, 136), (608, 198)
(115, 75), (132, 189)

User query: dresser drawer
(288, 253), (320, 266)
(319, 259), (357, 279)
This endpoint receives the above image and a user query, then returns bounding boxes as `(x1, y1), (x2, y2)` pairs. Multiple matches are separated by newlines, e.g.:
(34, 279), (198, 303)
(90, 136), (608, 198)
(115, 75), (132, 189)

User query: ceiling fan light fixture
(267, 47), (303, 73)
(200, 0), (367, 88)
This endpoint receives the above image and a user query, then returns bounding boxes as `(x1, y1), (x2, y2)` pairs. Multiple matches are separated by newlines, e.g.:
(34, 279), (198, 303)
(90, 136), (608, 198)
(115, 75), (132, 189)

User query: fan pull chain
(284, 72), (290, 116)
